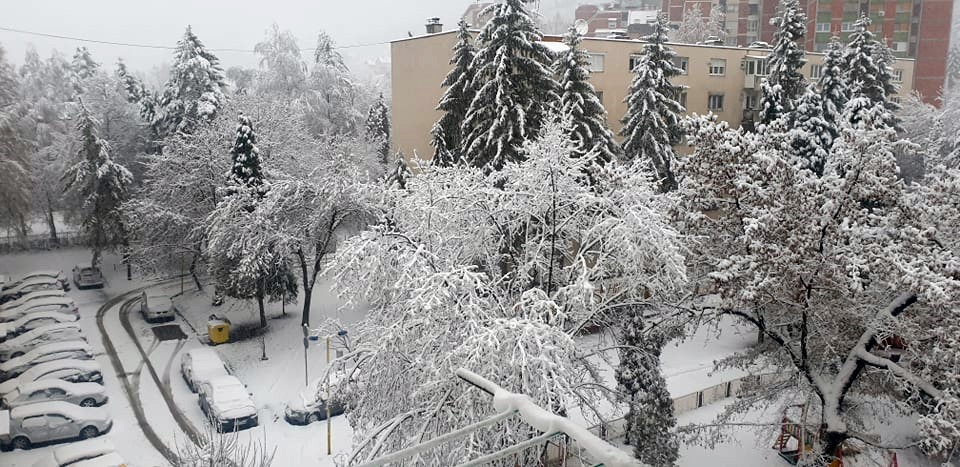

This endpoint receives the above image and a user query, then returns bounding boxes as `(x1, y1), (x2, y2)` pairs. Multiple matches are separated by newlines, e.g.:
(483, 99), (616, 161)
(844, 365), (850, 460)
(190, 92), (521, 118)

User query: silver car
(0, 290), (68, 312)
(2, 379), (107, 409)
(0, 277), (65, 304)
(1, 401), (112, 450)
(0, 341), (94, 381)
(0, 359), (103, 396)
(5, 271), (70, 293)
(31, 438), (123, 467)
(0, 312), (79, 342)
(71, 266), (104, 290)
(0, 296), (79, 323)
(0, 323), (85, 362)
(141, 291), (175, 322)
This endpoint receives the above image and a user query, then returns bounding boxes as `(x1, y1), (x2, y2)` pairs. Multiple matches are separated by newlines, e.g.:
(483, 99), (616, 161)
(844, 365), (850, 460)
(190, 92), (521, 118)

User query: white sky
(0, 0), (480, 74)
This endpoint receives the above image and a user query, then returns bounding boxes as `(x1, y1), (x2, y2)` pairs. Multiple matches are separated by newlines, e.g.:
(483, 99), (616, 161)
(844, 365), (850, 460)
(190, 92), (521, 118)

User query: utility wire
(0, 26), (390, 53)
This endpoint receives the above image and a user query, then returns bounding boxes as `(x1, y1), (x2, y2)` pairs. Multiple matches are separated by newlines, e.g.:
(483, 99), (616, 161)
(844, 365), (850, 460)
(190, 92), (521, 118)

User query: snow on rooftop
(538, 41), (570, 54)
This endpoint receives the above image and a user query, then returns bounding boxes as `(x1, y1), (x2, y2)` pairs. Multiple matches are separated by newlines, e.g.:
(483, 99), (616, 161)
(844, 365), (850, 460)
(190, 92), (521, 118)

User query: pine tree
(71, 47), (99, 80)
(818, 37), (848, 138)
(786, 85), (833, 176)
(556, 27), (620, 171)
(229, 113), (265, 190)
(431, 20), (476, 166)
(759, 0), (807, 125)
(156, 26), (227, 137)
(62, 101), (133, 269)
(461, 0), (559, 171)
(616, 310), (679, 467)
(620, 13), (684, 192)
(115, 60), (158, 126)
(842, 16), (899, 127)
(365, 93), (390, 164)
(0, 45), (33, 234)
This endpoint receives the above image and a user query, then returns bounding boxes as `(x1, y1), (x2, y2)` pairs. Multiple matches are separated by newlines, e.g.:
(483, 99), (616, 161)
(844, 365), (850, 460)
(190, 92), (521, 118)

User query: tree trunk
(189, 254), (203, 291)
(45, 197), (58, 245)
(91, 249), (102, 271)
(757, 327), (765, 344)
(16, 212), (29, 245)
(256, 282), (267, 329)
(819, 431), (847, 466)
(301, 284), (313, 327)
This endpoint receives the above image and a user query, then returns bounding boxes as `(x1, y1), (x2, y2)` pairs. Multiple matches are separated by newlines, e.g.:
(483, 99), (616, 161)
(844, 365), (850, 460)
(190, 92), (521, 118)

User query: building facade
(390, 29), (915, 163)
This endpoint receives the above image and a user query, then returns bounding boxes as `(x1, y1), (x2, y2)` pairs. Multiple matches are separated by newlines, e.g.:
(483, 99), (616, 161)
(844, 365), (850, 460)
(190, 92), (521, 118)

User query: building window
(896, 2), (911, 13)
(708, 94), (725, 111)
(744, 59), (767, 76)
(894, 23), (910, 33)
(749, 4), (759, 15)
(678, 89), (688, 109)
(816, 22), (831, 33)
(673, 56), (689, 74)
(709, 58), (726, 76)
(588, 53), (605, 73)
(608, 18), (618, 29)
(726, 4), (737, 13)
(841, 22), (854, 32)
(893, 42), (908, 53)
(892, 68), (903, 82)
(747, 20), (759, 32)
(810, 64), (823, 79)
(745, 93), (758, 110)
(629, 54), (643, 71)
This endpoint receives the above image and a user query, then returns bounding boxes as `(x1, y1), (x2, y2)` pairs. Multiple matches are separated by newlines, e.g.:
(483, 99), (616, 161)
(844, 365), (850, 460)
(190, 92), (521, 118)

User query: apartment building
(390, 28), (915, 162)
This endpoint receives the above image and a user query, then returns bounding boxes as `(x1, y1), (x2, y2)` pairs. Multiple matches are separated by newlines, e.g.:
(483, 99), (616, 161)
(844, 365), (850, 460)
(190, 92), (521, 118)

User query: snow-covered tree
(461, 0), (559, 171)
(842, 16), (899, 127)
(0, 45), (33, 237)
(225, 67), (256, 95)
(69, 46), (99, 94)
(759, 0), (807, 125)
(365, 93), (390, 164)
(783, 84), (833, 176)
(431, 20), (475, 166)
(707, 6), (727, 43)
(303, 31), (369, 137)
(62, 101), (133, 269)
(817, 37), (847, 139)
(253, 24), (307, 98)
(116, 59), (159, 129)
(155, 26), (227, 137)
(678, 105), (960, 464)
(621, 13), (685, 192)
(556, 27), (619, 174)
(229, 113), (265, 190)
(330, 120), (686, 464)
(672, 6), (710, 44)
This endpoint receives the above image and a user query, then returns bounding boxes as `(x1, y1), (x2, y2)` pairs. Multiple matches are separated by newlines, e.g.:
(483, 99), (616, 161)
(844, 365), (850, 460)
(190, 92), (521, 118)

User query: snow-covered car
(0, 341), (94, 381)
(181, 347), (229, 392)
(0, 312), (79, 342)
(5, 271), (70, 293)
(0, 323), (85, 362)
(1, 401), (112, 451)
(748, 40), (772, 49)
(0, 290), (68, 313)
(198, 375), (258, 432)
(30, 438), (122, 467)
(284, 374), (347, 425)
(2, 379), (107, 410)
(0, 277), (66, 304)
(71, 266), (104, 290)
(0, 296), (79, 323)
(0, 359), (103, 396)
(141, 291), (175, 322)
(0, 274), (9, 291)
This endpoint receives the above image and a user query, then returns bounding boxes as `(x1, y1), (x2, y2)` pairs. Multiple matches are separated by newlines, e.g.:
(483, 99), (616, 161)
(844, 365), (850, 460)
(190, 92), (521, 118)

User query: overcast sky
(0, 0), (481, 74)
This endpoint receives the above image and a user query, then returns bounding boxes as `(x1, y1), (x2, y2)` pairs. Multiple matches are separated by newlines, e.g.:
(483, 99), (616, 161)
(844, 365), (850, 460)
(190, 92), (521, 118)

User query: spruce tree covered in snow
(229, 113), (265, 190)
(617, 310), (679, 467)
(365, 93), (390, 164)
(818, 37), (847, 139)
(783, 84), (833, 175)
(621, 13), (684, 192)
(842, 16), (899, 127)
(556, 27), (619, 172)
(759, 0), (807, 125)
(70, 46), (99, 89)
(431, 20), (475, 166)
(116, 59), (158, 126)
(461, 0), (559, 171)
(0, 45), (33, 234)
(62, 102), (133, 269)
(155, 26), (227, 137)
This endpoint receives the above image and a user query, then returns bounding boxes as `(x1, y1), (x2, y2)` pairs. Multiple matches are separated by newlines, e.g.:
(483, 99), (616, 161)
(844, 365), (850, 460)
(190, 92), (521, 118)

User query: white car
(3, 379), (107, 409)
(181, 347), (229, 392)
(198, 375), (258, 432)
(141, 291), (175, 322)
(0, 359), (103, 396)
(0, 290), (68, 313)
(0, 296), (79, 323)
(0, 341), (94, 381)
(0, 277), (65, 304)
(0, 323), (86, 362)
(31, 438), (122, 467)
(0, 312), (79, 342)
(2, 401), (112, 451)
(72, 266), (104, 290)
(5, 271), (70, 293)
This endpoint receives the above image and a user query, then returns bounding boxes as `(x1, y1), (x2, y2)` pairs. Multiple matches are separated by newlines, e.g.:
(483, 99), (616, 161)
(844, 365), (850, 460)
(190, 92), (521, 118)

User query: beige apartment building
(391, 29), (915, 163)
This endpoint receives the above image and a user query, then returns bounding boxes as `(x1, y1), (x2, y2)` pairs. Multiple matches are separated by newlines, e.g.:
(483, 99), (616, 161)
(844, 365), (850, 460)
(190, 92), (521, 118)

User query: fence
(0, 231), (87, 254)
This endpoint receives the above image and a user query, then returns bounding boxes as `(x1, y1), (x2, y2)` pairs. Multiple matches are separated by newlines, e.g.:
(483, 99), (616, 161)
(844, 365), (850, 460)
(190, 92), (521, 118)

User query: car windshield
(214, 383), (248, 403)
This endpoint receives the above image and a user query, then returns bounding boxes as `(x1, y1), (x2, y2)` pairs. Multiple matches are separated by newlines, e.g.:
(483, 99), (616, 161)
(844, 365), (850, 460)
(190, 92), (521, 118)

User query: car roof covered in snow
(5, 339), (92, 362)
(0, 276), (60, 294)
(0, 290), (67, 310)
(18, 270), (63, 280)
(21, 358), (101, 379)
(10, 400), (108, 421)
(185, 348), (227, 373)
(51, 437), (116, 465)
(0, 322), (83, 348)
(6, 296), (75, 311)
(68, 452), (126, 467)
(17, 378), (102, 395)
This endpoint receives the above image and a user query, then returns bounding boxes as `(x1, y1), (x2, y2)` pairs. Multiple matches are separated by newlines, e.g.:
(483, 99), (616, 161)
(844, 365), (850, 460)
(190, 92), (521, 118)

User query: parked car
(0, 312), (79, 342)
(198, 375), (258, 432)
(0, 290), (68, 313)
(0, 296), (79, 323)
(748, 40), (772, 48)
(2, 379), (107, 409)
(71, 266), (104, 290)
(30, 438), (122, 467)
(0, 277), (66, 304)
(141, 291), (175, 322)
(0, 274), (9, 291)
(0, 401), (112, 450)
(284, 374), (347, 425)
(5, 271), (70, 293)
(0, 341), (94, 381)
(0, 323), (85, 362)
(0, 359), (103, 396)
(181, 347), (229, 392)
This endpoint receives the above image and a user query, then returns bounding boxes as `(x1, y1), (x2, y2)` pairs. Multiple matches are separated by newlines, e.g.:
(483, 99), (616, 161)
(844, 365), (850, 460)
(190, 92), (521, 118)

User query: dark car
(71, 266), (104, 290)
(284, 374), (347, 425)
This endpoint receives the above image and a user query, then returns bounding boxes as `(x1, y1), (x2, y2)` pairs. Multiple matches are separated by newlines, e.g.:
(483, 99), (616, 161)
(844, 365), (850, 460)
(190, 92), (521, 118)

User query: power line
(0, 26), (390, 53)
